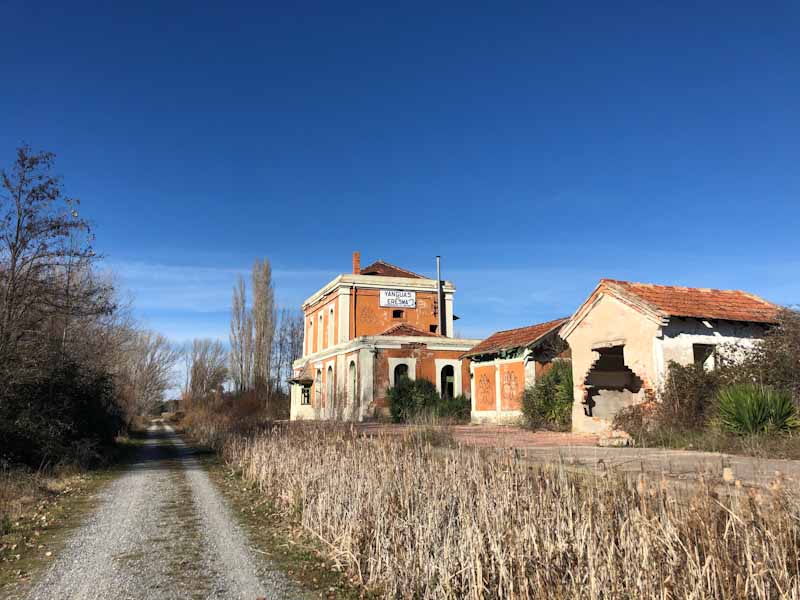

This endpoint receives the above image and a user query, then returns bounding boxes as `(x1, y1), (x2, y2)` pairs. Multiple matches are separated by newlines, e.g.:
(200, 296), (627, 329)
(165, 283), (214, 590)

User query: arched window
(349, 361), (357, 404)
(394, 363), (409, 385)
(327, 365), (334, 408)
(314, 369), (322, 405)
(318, 313), (323, 351)
(329, 306), (335, 346)
(440, 365), (455, 399)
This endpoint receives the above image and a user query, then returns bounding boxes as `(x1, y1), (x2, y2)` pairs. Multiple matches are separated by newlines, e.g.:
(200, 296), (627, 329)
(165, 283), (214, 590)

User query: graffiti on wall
(501, 370), (520, 406)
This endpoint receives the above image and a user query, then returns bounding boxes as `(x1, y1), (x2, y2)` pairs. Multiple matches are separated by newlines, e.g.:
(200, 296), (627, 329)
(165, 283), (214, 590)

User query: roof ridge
(488, 317), (568, 336)
(360, 259), (427, 279)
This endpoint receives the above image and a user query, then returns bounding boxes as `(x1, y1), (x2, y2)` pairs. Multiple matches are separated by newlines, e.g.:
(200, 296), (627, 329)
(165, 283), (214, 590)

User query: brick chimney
(352, 251), (361, 274)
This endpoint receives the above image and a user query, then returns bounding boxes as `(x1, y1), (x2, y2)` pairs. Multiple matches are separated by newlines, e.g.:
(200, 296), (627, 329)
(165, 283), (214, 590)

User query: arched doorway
(393, 363), (409, 385)
(440, 365), (455, 399)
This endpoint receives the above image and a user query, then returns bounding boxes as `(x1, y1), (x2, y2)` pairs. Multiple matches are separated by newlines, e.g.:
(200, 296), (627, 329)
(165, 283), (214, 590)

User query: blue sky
(2, 2), (799, 342)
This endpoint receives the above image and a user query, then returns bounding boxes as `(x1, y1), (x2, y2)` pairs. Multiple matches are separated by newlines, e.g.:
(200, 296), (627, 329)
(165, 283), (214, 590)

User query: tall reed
(195, 418), (800, 599)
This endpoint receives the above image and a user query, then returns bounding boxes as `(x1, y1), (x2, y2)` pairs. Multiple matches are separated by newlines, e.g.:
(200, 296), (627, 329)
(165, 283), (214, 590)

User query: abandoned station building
(289, 253), (480, 420)
(560, 279), (780, 433)
(460, 318), (569, 423)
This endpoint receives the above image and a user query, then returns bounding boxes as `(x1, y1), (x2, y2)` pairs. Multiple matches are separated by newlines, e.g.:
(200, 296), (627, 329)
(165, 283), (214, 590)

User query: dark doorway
(441, 365), (455, 399)
(394, 363), (409, 385)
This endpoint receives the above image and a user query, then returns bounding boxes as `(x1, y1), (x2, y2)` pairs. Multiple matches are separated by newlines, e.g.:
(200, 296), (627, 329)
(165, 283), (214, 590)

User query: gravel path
(24, 423), (307, 600)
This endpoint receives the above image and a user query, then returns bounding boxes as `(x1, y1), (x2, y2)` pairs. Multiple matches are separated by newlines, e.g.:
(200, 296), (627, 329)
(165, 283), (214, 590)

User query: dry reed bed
(192, 419), (800, 599)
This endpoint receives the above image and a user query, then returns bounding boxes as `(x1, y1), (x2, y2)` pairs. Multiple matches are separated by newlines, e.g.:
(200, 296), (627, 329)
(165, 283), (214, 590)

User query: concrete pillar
(338, 288), (351, 344)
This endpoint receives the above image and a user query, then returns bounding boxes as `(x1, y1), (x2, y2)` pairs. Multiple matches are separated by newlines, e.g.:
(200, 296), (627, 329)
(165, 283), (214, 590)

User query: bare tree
(188, 338), (228, 404)
(252, 258), (275, 400)
(229, 275), (253, 392)
(0, 146), (112, 381)
(272, 308), (304, 394)
(117, 330), (182, 415)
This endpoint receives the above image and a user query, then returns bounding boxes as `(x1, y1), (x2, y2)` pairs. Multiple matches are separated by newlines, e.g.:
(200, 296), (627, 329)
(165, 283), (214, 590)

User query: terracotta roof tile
(289, 362), (314, 383)
(378, 323), (440, 337)
(461, 318), (568, 359)
(601, 279), (779, 324)
(360, 260), (426, 279)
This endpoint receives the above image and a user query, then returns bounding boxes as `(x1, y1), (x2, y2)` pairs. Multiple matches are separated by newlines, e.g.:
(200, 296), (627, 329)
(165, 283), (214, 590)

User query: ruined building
(289, 253), (480, 420)
(559, 279), (779, 433)
(461, 318), (569, 423)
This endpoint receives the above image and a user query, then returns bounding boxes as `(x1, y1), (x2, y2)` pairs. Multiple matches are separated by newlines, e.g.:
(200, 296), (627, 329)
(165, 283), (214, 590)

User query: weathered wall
(566, 294), (660, 434)
(499, 361), (525, 410)
(655, 317), (768, 383)
(303, 294), (339, 356)
(473, 364), (497, 411)
(350, 289), (441, 338)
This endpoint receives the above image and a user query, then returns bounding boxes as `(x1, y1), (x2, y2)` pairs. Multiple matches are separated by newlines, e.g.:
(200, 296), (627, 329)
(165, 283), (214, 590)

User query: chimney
(352, 251), (361, 274)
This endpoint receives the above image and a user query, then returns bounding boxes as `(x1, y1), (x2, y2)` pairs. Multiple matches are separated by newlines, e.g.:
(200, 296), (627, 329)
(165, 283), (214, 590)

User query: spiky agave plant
(717, 384), (799, 435)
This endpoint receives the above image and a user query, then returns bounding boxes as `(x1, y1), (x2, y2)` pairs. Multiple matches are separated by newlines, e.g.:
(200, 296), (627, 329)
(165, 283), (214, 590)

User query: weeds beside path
(190, 419), (800, 599)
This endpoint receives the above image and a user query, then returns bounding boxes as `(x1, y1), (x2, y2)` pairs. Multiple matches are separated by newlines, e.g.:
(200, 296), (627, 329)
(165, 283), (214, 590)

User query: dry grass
(190, 418), (800, 599)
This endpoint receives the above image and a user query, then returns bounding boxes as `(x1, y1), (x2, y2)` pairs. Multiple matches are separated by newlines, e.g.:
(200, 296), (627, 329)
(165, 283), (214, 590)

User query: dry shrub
(206, 423), (800, 599)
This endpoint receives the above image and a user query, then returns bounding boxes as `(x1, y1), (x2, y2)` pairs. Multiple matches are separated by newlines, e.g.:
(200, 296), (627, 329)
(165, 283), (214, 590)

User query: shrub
(734, 308), (800, 403)
(388, 378), (441, 423)
(521, 361), (573, 431)
(435, 394), (471, 421)
(0, 363), (123, 468)
(387, 378), (469, 423)
(658, 361), (722, 429)
(717, 384), (800, 435)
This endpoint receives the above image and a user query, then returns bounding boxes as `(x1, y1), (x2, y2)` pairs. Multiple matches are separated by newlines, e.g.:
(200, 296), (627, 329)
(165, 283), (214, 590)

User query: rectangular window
(301, 386), (311, 405)
(429, 324), (438, 334)
(392, 309), (404, 319)
(693, 344), (716, 370)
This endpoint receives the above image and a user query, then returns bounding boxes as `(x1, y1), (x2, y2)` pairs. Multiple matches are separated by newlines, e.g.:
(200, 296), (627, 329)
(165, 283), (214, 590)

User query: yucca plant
(717, 384), (799, 435)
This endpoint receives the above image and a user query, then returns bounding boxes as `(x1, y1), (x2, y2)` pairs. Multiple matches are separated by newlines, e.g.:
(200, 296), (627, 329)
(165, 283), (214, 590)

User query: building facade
(289, 253), (480, 420)
(559, 279), (779, 433)
(461, 318), (570, 423)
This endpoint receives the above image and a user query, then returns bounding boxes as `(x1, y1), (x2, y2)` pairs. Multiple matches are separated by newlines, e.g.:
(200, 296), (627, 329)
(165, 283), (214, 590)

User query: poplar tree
(251, 258), (275, 401)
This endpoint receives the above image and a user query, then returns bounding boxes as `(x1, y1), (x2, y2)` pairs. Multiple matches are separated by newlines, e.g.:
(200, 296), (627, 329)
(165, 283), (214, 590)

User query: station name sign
(380, 289), (416, 308)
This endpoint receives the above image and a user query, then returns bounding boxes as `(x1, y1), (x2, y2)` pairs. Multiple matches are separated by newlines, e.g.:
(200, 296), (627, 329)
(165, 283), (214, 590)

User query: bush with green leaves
(521, 361), (573, 431)
(717, 384), (799, 435)
(387, 378), (470, 423)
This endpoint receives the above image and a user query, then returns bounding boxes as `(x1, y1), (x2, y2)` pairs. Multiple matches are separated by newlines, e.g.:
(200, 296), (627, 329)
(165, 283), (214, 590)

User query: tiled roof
(360, 260), (426, 279)
(289, 362), (314, 383)
(461, 318), (568, 359)
(378, 323), (439, 337)
(601, 279), (779, 324)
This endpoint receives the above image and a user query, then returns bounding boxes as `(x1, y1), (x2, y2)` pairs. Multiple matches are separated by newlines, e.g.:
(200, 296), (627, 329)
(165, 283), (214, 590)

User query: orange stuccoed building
(289, 252), (480, 421)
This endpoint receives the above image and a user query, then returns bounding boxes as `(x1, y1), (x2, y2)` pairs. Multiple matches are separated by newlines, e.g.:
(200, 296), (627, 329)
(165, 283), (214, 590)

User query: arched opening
(314, 369), (322, 406)
(394, 363), (409, 386)
(349, 361), (357, 407)
(326, 365), (334, 409)
(440, 365), (455, 399)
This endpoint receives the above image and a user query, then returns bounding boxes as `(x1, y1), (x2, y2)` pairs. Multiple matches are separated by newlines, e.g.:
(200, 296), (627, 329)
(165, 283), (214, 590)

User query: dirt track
(21, 423), (306, 600)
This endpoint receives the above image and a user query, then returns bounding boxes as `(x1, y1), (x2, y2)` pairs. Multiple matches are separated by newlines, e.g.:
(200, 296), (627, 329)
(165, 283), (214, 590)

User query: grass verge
(634, 428), (800, 460)
(0, 436), (143, 596)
